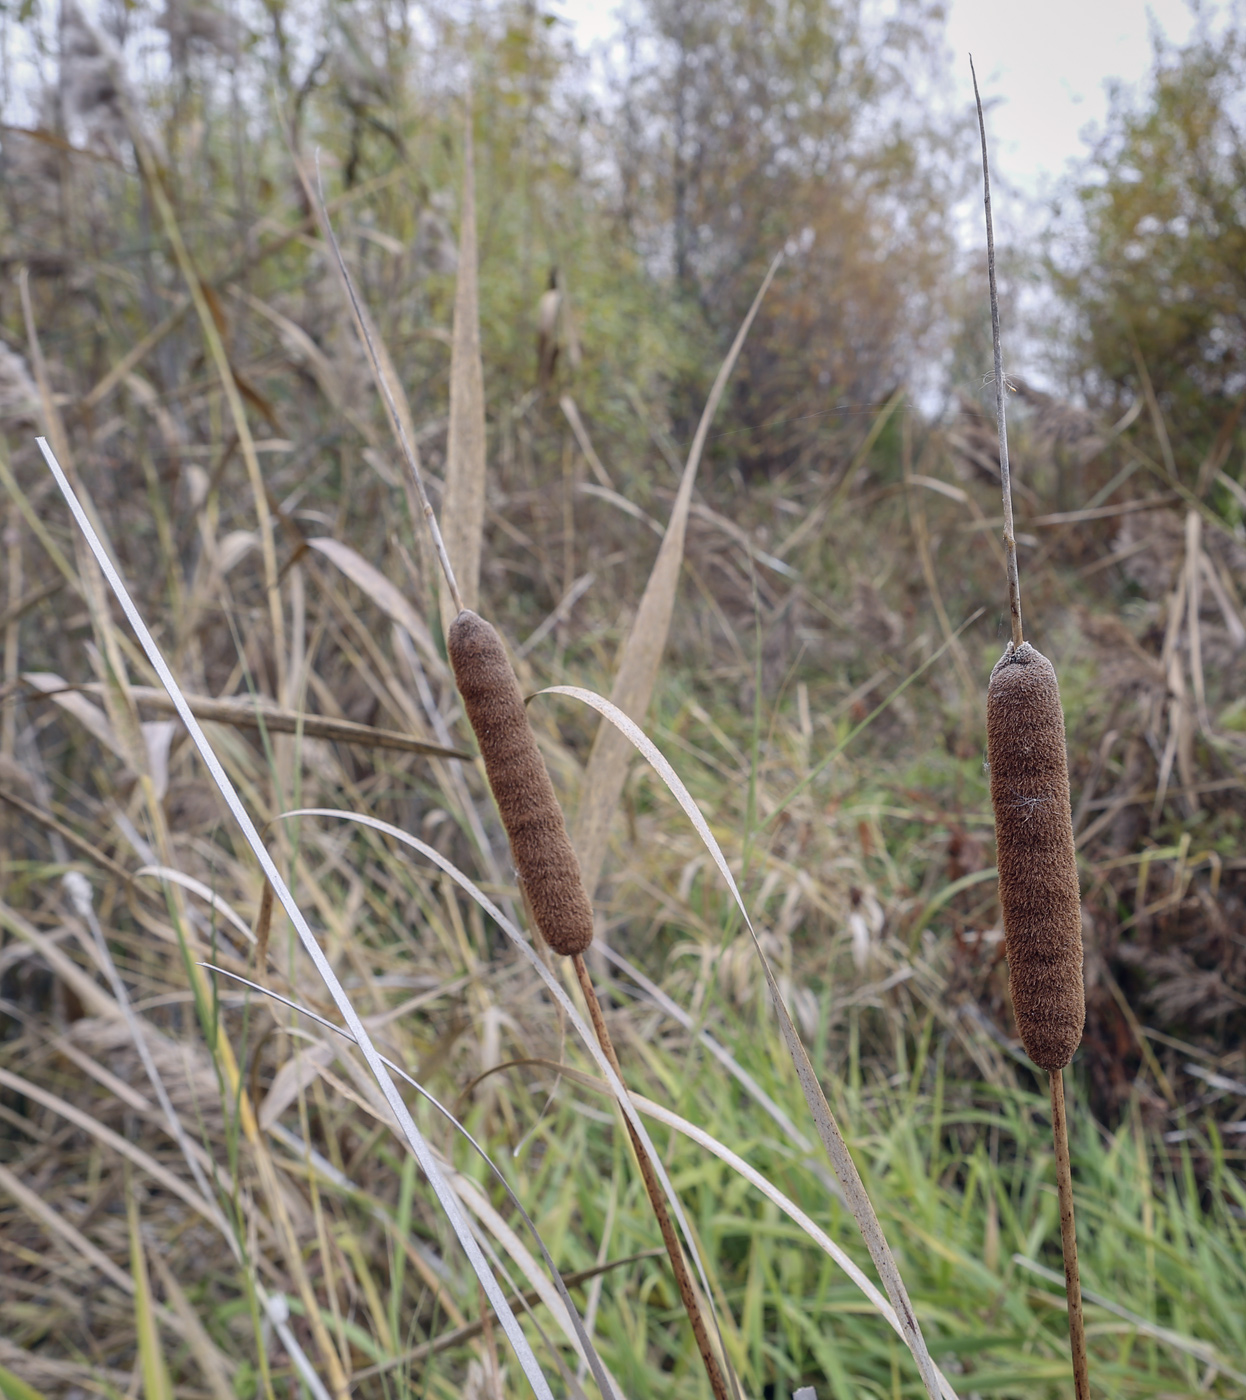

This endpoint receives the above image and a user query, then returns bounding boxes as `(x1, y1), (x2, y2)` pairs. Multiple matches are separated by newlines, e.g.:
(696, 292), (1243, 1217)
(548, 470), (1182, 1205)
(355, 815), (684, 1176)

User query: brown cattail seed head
(986, 642), (1084, 1071)
(448, 609), (594, 957)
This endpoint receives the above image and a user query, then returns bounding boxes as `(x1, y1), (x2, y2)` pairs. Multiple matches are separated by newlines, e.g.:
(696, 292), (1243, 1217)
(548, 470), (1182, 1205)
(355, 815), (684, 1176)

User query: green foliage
(1050, 15), (1246, 477)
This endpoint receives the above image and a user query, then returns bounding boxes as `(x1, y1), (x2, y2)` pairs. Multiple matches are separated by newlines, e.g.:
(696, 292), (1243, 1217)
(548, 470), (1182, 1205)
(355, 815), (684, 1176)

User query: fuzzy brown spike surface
(448, 609), (595, 956)
(987, 642), (1085, 1071)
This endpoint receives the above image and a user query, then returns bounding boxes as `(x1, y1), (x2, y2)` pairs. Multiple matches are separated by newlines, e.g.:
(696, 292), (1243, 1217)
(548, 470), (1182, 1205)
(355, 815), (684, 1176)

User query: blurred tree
(1049, 14), (1246, 484)
(612, 0), (961, 475)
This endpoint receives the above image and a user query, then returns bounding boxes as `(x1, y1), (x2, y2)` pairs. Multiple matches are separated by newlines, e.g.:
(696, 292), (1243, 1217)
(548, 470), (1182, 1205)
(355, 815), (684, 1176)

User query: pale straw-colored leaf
(292, 154), (460, 614)
(36, 437), (559, 1400)
(134, 866), (254, 944)
(572, 252), (783, 896)
(142, 719), (177, 801)
(544, 685), (947, 1400)
(440, 106), (487, 632)
(560, 395), (613, 489)
(21, 671), (133, 770)
(260, 1041), (337, 1131)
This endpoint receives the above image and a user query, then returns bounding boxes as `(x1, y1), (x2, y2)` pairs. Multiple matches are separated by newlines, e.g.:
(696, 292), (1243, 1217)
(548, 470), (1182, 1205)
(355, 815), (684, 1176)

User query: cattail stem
(1050, 1069), (1091, 1400)
(973, 57), (1090, 1396)
(971, 56), (1023, 649)
(571, 953), (731, 1400)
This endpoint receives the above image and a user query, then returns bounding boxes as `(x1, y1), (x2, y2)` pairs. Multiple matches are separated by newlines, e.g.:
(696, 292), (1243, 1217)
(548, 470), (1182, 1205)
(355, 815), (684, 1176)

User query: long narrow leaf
(281, 806), (738, 1386)
(206, 962), (623, 1399)
(127, 1189), (174, 1400)
(545, 685), (947, 1400)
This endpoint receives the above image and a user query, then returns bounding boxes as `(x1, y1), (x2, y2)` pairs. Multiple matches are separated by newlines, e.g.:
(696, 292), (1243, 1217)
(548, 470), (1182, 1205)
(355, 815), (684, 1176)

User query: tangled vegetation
(1, 2), (1245, 1397)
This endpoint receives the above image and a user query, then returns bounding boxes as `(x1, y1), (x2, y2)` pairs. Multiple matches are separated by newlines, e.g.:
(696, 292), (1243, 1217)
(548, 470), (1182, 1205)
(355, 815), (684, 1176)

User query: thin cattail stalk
(973, 56), (1090, 1398)
(571, 952), (732, 1400)
(971, 57), (1023, 650)
(1050, 1069), (1091, 1400)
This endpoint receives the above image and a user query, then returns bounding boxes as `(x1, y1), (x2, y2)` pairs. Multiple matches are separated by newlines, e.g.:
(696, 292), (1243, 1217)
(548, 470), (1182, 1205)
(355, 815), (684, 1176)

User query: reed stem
(1050, 1069), (1091, 1400)
(571, 953), (731, 1400)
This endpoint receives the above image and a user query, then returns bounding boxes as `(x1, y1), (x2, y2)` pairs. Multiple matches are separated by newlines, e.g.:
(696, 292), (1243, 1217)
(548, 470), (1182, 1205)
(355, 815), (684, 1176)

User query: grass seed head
(448, 608), (595, 957)
(987, 641), (1085, 1071)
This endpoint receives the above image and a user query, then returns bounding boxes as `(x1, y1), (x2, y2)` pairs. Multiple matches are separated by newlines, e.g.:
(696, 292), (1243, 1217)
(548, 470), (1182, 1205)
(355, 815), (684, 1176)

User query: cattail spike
(448, 609), (595, 957)
(987, 642), (1084, 1071)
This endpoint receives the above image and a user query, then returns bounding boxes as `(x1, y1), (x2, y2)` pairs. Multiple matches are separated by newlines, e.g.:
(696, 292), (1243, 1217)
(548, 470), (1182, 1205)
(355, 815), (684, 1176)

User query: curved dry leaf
(134, 866), (254, 943)
(38, 437), (558, 1400)
(572, 253), (782, 896)
(141, 719), (178, 801)
(217, 529), (258, 575)
(307, 537), (445, 677)
(281, 806), (736, 1388)
(22, 671), (133, 771)
(218, 974), (619, 1399)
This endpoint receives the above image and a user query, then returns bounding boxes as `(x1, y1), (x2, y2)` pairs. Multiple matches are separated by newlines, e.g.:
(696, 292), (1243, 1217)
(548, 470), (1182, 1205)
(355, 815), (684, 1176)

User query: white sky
(551, 0), (1213, 197)
(946, 0), (1207, 195)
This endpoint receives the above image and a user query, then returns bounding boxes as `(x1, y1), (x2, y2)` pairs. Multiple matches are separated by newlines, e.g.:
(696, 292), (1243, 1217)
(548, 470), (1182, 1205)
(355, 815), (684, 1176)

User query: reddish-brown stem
(1050, 1069), (1091, 1400)
(571, 953), (730, 1400)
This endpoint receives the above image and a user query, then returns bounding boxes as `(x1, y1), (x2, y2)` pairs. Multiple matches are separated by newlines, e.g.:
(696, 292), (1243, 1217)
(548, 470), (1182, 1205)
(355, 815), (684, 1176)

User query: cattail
(987, 642), (1085, 1071)
(448, 609), (594, 957)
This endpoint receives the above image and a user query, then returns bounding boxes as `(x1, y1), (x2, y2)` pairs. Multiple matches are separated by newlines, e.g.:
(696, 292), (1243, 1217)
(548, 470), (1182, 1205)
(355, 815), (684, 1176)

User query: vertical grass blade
(127, 1186), (175, 1400)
